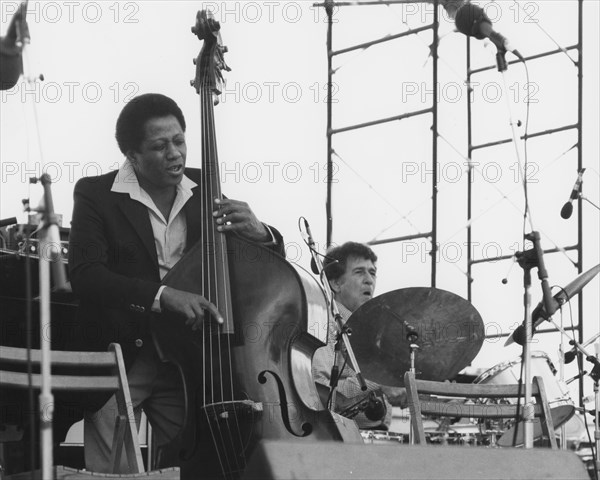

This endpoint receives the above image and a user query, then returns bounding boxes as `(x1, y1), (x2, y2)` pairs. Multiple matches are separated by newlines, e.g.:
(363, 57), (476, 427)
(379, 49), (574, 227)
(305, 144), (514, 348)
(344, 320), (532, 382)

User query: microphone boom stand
(16, 10), (67, 478)
(29, 174), (68, 480)
(300, 220), (368, 414)
(494, 43), (551, 449)
(515, 232), (555, 449)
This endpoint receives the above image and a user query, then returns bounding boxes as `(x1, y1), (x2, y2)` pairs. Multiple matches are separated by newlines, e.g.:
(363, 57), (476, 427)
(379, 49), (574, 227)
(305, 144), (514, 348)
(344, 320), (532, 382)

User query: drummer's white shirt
(311, 300), (392, 429)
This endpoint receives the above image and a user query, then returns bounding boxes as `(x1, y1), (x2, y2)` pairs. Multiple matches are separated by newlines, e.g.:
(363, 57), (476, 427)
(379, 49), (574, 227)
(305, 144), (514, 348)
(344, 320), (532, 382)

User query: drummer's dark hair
(323, 242), (377, 281)
(115, 93), (186, 155)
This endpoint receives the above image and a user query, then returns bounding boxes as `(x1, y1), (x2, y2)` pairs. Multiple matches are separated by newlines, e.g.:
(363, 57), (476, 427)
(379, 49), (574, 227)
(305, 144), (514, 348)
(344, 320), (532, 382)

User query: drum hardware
(406, 330), (420, 445)
(564, 332), (600, 365)
(542, 317), (600, 473)
(475, 351), (576, 447)
(424, 419), (501, 447)
(360, 430), (408, 445)
(338, 391), (387, 422)
(360, 424), (501, 448)
(565, 370), (588, 385)
(504, 263), (599, 452)
(407, 330), (419, 375)
(559, 413), (589, 451)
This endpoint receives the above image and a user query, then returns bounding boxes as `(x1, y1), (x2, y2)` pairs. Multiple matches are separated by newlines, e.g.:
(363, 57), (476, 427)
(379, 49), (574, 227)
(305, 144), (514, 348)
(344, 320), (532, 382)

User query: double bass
(151, 11), (361, 479)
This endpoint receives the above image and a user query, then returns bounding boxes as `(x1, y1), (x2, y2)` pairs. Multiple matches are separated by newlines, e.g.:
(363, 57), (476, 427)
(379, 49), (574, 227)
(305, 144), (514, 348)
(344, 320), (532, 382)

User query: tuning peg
(192, 57), (196, 65)
(189, 79), (195, 87)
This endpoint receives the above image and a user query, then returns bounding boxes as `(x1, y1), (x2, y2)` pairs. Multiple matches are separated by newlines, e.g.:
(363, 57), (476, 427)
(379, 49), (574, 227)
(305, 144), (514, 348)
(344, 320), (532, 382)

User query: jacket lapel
(116, 196), (158, 266)
(184, 184), (203, 248)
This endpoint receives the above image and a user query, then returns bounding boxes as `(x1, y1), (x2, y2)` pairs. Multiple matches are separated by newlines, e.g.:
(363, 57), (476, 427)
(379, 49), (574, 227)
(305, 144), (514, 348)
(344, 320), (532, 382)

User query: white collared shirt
(111, 159), (277, 311)
(111, 160), (197, 310)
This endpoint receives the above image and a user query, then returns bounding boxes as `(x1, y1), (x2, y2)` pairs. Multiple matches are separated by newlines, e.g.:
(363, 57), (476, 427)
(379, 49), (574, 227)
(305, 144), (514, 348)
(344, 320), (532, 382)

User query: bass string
(199, 88), (224, 475)
(199, 78), (246, 474)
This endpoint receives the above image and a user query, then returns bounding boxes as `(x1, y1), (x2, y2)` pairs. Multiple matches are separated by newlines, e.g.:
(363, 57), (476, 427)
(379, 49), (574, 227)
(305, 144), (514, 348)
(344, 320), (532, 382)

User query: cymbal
(504, 263), (600, 346)
(345, 287), (484, 387)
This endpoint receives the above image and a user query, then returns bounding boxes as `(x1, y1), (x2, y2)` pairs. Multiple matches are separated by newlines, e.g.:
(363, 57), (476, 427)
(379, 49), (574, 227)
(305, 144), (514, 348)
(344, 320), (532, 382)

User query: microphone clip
(515, 245), (539, 272)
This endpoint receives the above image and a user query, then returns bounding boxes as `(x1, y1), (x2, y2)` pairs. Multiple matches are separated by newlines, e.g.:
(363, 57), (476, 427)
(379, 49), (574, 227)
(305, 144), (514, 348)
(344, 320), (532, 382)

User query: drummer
(312, 242), (407, 429)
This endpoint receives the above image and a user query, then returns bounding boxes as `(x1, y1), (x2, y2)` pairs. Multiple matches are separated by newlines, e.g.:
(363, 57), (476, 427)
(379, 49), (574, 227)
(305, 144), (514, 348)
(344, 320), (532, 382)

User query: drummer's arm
(339, 375), (406, 409)
(380, 385), (408, 408)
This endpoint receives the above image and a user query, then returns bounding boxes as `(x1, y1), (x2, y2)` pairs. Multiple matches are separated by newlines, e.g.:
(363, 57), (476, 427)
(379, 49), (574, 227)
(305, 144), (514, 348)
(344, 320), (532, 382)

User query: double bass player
(68, 93), (284, 473)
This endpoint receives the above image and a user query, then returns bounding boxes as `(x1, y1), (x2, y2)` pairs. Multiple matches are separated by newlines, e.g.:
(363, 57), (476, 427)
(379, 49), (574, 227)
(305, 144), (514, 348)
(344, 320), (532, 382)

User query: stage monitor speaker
(242, 440), (589, 480)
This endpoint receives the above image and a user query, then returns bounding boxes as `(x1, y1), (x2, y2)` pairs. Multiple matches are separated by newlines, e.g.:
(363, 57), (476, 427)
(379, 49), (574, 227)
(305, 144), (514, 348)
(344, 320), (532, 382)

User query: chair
(0, 343), (144, 474)
(404, 371), (557, 449)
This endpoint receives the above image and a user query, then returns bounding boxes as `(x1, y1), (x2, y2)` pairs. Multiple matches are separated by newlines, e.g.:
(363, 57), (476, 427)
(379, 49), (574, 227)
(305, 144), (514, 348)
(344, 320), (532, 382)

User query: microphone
(564, 332), (600, 364)
(563, 348), (577, 365)
(455, 3), (524, 60)
(560, 168), (586, 219)
(0, 2), (28, 90)
(364, 392), (387, 422)
(302, 219), (320, 275)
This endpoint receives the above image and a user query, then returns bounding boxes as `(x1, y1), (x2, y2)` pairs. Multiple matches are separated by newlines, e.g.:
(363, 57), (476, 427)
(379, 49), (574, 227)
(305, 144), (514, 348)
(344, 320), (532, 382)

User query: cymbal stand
(299, 219), (368, 412)
(408, 331), (419, 375)
(594, 342), (599, 476)
(408, 331), (419, 445)
(558, 312), (567, 450)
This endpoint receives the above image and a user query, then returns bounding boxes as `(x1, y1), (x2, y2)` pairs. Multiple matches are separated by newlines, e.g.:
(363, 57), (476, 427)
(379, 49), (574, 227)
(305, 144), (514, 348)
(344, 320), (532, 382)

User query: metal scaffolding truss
(316, 0), (442, 287)
(316, 0), (588, 402)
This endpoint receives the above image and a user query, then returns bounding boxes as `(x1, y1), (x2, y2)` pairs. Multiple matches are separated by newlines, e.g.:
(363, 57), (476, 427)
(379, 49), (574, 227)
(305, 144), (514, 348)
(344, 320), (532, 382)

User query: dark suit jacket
(68, 167), (284, 372)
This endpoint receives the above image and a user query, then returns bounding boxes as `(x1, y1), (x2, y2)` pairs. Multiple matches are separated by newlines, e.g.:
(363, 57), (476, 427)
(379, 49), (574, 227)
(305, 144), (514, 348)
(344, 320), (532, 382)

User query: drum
(360, 430), (408, 445)
(475, 351), (575, 447)
(559, 413), (588, 451)
(425, 420), (498, 447)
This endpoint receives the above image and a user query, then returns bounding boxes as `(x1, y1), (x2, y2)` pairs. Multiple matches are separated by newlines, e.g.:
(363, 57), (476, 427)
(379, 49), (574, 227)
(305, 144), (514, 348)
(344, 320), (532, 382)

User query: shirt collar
(335, 301), (353, 324)
(111, 159), (197, 201)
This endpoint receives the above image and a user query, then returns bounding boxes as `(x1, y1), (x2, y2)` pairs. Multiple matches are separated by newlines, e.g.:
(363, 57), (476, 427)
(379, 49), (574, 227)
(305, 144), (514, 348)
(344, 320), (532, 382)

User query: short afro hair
(323, 242), (377, 281)
(115, 93), (186, 155)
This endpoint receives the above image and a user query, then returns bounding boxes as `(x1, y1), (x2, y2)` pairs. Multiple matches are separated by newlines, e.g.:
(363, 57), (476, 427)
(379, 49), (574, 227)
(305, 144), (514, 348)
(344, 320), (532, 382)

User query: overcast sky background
(1, 0), (599, 402)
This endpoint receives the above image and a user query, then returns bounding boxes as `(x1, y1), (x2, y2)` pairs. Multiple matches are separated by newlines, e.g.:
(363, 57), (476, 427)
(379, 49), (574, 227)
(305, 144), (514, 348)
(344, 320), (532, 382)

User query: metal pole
(38, 224), (54, 480)
(430, 0), (439, 288)
(325, 0), (334, 246)
(576, 0), (585, 406)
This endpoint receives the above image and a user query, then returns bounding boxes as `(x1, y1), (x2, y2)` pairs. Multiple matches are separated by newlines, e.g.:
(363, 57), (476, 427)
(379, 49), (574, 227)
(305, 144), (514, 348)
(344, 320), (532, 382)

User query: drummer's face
(332, 256), (377, 313)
